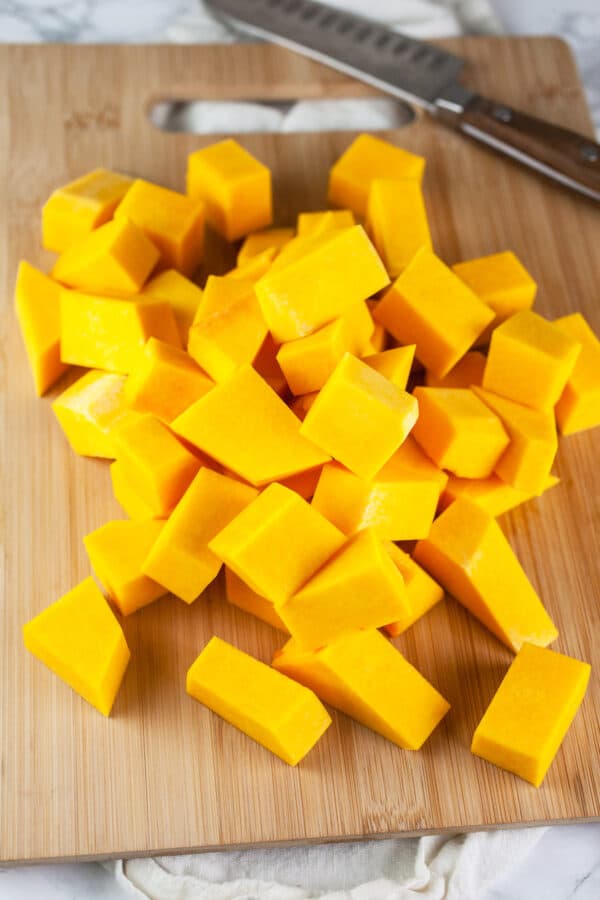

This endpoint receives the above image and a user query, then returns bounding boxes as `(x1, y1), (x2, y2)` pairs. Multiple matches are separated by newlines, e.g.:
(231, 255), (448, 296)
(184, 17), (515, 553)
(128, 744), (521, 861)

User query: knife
(205, 0), (600, 202)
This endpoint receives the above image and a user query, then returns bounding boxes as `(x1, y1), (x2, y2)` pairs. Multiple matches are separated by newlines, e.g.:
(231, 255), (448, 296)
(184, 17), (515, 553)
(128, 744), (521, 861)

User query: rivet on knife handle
(435, 93), (600, 203)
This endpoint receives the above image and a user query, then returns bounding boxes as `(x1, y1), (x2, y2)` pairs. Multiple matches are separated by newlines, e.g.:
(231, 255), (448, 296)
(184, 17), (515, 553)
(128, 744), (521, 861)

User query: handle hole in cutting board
(148, 97), (415, 135)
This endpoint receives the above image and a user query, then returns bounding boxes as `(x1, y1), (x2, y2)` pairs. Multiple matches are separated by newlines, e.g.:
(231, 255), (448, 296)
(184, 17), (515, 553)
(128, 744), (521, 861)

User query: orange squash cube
(383, 544), (444, 637)
(225, 568), (289, 632)
(141, 269), (204, 344)
(14, 261), (69, 395)
(367, 179), (432, 277)
(363, 345), (415, 390)
(554, 313), (600, 434)
(237, 227), (294, 265)
(425, 351), (487, 390)
(186, 139), (272, 241)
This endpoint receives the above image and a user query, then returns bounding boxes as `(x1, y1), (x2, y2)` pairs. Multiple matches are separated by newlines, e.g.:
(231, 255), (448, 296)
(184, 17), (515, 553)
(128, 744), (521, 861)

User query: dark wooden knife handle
(456, 94), (600, 201)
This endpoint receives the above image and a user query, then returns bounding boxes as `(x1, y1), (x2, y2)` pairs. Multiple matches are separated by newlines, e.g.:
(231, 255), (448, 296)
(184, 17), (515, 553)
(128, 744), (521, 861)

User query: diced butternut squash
(312, 437), (447, 541)
(452, 251), (537, 331)
(52, 370), (134, 458)
(425, 351), (486, 390)
(42, 168), (133, 253)
(84, 520), (167, 616)
(375, 248), (494, 378)
(277, 311), (371, 396)
(255, 225), (389, 343)
(328, 134), (425, 218)
(60, 290), (181, 374)
(297, 209), (355, 237)
(473, 386), (558, 494)
(171, 365), (329, 486)
(209, 482), (345, 604)
(23, 577), (130, 716)
(186, 139), (272, 241)
(276, 528), (410, 650)
(124, 338), (213, 424)
(52, 218), (159, 297)
(274, 629), (449, 749)
(186, 636), (331, 765)
(472, 643), (590, 786)
(141, 269), (204, 344)
(115, 179), (205, 276)
(187, 276), (268, 383)
(237, 228), (294, 265)
(14, 261), (69, 395)
(554, 313), (600, 434)
(113, 414), (201, 517)
(142, 468), (258, 603)
(363, 345), (415, 390)
(110, 460), (161, 521)
(439, 472), (560, 518)
(412, 387), (510, 479)
(367, 179), (432, 277)
(482, 310), (581, 412)
(414, 498), (558, 652)
(383, 544), (444, 637)
(225, 568), (289, 632)
(300, 353), (418, 480)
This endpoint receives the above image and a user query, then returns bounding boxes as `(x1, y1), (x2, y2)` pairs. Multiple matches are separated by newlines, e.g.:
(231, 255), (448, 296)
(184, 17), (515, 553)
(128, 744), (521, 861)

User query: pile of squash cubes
(17, 134), (599, 785)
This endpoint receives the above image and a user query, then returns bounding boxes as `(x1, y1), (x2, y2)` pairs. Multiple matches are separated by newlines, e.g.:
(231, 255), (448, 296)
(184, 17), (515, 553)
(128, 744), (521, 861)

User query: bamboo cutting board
(1, 37), (599, 865)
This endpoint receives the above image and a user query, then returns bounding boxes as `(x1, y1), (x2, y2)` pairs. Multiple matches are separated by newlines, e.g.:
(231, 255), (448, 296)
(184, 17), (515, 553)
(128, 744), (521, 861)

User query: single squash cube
(452, 251), (537, 330)
(60, 290), (181, 374)
(186, 139), (272, 241)
(312, 437), (447, 541)
(225, 568), (289, 632)
(554, 313), (600, 434)
(42, 168), (133, 253)
(124, 338), (213, 424)
(52, 370), (134, 458)
(328, 134), (425, 218)
(482, 310), (582, 412)
(382, 544), (445, 637)
(238, 227), (295, 265)
(110, 460), (162, 521)
(225, 247), (276, 283)
(375, 248), (494, 378)
(367, 179), (432, 278)
(23, 577), (130, 716)
(473, 386), (558, 495)
(363, 345), (416, 390)
(142, 468), (258, 604)
(186, 636), (331, 766)
(209, 482), (345, 604)
(255, 225), (389, 343)
(84, 520), (167, 616)
(171, 365), (329, 486)
(414, 498), (558, 652)
(52, 217), (160, 297)
(113, 413), (201, 517)
(439, 472), (560, 518)
(297, 209), (355, 237)
(472, 643), (591, 786)
(425, 350), (487, 390)
(300, 353), (418, 480)
(187, 276), (268, 383)
(274, 629), (449, 749)
(277, 528), (410, 650)
(14, 261), (69, 395)
(115, 179), (205, 276)
(141, 269), (204, 344)
(277, 310), (371, 396)
(412, 387), (510, 479)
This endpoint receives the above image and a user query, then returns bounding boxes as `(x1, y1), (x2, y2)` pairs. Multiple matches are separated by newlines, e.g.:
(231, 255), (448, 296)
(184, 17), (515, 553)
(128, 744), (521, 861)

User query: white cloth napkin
(109, 4), (549, 900)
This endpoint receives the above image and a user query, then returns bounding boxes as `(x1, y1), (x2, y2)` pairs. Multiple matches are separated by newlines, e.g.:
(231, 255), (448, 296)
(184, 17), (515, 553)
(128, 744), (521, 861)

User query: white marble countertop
(1, 1), (599, 898)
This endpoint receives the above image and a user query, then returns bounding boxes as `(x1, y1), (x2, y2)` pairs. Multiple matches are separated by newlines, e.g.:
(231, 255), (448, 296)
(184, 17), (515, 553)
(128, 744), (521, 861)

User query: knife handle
(447, 94), (600, 202)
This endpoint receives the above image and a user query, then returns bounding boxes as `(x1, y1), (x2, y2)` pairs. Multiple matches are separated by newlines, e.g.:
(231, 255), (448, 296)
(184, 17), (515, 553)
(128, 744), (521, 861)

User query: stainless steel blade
(204, 0), (466, 111)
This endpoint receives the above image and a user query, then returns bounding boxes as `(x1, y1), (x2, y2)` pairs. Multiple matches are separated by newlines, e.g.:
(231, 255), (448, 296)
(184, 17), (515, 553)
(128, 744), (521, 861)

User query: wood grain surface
(1, 37), (599, 864)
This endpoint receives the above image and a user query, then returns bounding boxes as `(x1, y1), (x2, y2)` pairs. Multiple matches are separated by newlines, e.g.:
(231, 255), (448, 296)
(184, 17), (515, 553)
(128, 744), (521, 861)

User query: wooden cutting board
(1, 37), (599, 865)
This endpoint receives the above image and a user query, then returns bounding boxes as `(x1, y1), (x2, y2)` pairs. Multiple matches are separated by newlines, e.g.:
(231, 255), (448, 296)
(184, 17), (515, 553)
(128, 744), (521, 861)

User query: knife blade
(205, 0), (600, 202)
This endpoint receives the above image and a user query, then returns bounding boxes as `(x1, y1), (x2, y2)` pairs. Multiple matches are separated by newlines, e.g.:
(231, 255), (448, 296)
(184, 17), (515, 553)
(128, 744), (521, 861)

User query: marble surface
(1, 1), (599, 898)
